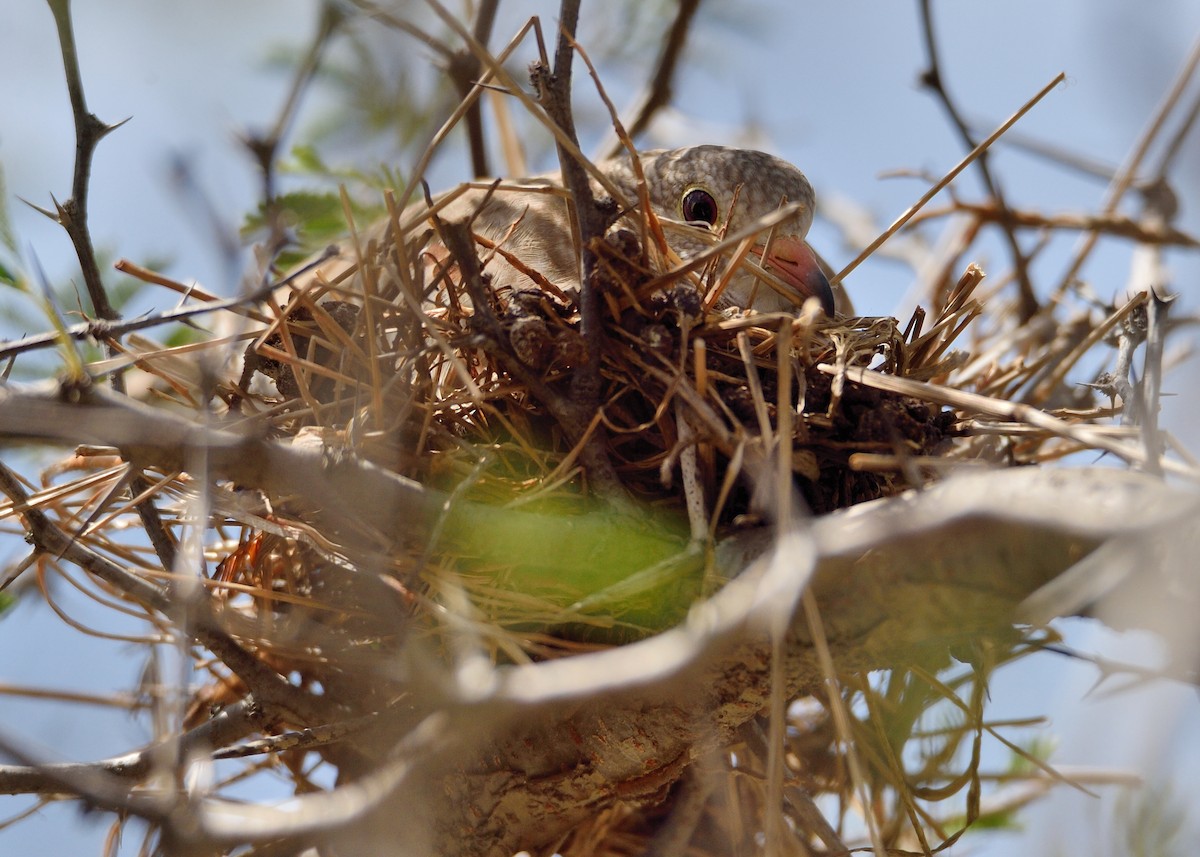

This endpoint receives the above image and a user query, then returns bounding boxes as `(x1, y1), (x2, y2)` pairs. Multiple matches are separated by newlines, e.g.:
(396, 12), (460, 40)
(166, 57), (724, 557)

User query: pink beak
(757, 236), (835, 316)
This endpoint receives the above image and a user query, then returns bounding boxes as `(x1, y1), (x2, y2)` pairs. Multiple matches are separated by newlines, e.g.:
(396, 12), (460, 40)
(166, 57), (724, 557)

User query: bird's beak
(756, 236), (836, 317)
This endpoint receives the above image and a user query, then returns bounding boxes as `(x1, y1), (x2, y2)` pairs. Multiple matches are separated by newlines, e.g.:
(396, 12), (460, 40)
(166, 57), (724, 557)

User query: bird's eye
(681, 188), (719, 226)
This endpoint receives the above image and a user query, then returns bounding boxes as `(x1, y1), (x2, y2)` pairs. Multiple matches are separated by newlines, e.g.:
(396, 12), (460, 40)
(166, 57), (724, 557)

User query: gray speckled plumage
(309, 146), (835, 315)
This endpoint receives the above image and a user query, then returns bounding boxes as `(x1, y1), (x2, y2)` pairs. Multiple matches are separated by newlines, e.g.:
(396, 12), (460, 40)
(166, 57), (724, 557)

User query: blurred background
(1, 1), (1198, 852)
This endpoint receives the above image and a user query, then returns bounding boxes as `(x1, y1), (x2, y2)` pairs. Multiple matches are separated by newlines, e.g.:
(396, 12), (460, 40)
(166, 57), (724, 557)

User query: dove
(294, 145), (836, 318)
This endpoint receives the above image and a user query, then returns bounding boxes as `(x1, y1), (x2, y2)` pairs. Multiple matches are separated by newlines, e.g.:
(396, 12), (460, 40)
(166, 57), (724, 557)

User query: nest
(198, 189), (999, 644)
(110, 136), (1162, 671)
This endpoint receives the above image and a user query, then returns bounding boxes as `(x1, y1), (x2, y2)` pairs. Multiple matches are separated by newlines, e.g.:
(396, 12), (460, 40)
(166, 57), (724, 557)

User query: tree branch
(0, 456), (339, 728)
(43, 0), (185, 573)
(610, 0), (704, 154)
(0, 699), (260, 797)
(446, 0), (500, 178)
(44, 0), (121, 324)
(917, 0), (1039, 322)
(531, 0), (628, 500)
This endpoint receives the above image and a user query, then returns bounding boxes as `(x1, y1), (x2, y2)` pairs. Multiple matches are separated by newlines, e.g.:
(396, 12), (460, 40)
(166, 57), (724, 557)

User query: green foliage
(282, 143), (398, 191)
(241, 187), (385, 267)
(1008, 735), (1056, 776)
(303, 32), (442, 152)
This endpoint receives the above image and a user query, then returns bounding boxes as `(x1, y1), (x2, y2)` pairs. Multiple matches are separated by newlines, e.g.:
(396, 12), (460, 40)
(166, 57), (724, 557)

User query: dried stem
(529, 0), (628, 500)
(0, 456), (336, 728)
(0, 251), (333, 362)
(1054, 36), (1200, 296)
(833, 72), (1065, 285)
(909, 202), (1199, 248)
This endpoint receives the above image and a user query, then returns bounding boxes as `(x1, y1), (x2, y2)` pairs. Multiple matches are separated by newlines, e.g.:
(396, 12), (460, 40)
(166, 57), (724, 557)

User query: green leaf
(288, 143), (332, 175)
(242, 190), (384, 254)
(0, 259), (20, 289)
(0, 163), (18, 257)
(442, 499), (698, 641)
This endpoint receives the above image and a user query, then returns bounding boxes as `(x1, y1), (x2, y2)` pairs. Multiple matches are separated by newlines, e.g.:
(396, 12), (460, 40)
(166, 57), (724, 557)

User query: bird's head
(608, 146), (834, 316)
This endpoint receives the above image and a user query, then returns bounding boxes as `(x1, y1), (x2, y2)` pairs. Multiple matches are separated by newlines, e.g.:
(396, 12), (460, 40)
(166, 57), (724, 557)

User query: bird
(291, 145), (837, 319)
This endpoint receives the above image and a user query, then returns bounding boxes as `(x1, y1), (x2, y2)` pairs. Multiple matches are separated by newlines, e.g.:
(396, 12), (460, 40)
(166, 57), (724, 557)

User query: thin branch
(418, 1), (632, 205)
(348, 0), (457, 61)
(0, 248), (335, 362)
(0, 456), (338, 728)
(817, 362), (1195, 480)
(529, 0), (627, 500)
(607, 0), (704, 156)
(0, 700), (260, 797)
(1151, 86), (1200, 185)
(44, 0), (182, 574)
(242, 0), (344, 267)
(0, 382), (439, 537)
(535, 0), (607, 389)
(446, 0), (500, 177)
(0, 459), (167, 610)
(379, 13), (541, 214)
(1054, 36), (1200, 296)
(910, 202), (1199, 247)
(917, 0), (1038, 321)
(44, 0), (122, 324)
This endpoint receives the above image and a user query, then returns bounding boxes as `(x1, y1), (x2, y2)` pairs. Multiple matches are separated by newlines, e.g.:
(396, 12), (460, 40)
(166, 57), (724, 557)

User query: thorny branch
(0, 248), (337, 362)
(43, 0), (121, 326)
(0, 700), (261, 797)
(42, 0), (178, 572)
